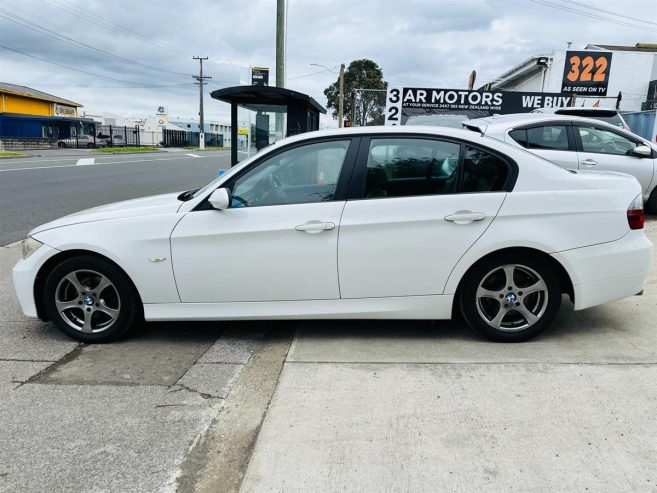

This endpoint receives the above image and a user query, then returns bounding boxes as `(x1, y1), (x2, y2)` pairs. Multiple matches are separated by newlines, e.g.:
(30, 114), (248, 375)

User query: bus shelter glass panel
(237, 103), (287, 163)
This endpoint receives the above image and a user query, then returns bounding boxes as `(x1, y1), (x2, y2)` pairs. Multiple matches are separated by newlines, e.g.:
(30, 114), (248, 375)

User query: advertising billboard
(384, 87), (574, 126)
(561, 51), (612, 96)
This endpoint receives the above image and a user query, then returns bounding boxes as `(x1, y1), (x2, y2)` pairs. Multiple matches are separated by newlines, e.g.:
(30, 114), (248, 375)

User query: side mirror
(632, 145), (652, 157)
(208, 188), (231, 210)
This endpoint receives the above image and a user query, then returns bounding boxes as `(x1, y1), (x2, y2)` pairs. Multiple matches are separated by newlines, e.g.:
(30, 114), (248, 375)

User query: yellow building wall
(2, 94), (55, 117)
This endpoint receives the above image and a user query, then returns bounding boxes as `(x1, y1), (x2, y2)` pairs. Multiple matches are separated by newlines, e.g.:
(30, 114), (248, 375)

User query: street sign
(385, 87), (574, 126)
(561, 51), (612, 96)
(251, 67), (269, 87)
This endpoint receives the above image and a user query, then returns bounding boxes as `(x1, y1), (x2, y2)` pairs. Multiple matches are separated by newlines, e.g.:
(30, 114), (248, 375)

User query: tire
(43, 255), (141, 343)
(58, 142), (66, 148)
(86, 142), (95, 149)
(459, 252), (561, 342)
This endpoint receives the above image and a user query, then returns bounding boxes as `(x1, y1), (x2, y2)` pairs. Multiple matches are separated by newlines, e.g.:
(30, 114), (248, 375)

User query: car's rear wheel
(43, 256), (141, 343)
(86, 142), (95, 149)
(459, 253), (561, 342)
(57, 142), (66, 148)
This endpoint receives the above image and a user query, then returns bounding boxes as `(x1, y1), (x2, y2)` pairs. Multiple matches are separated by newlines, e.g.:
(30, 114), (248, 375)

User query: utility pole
(275, 0), (285, 87)
(193, 56), (211, 149)
(275, 0), (285, 137)
(338, 63), (345, 128)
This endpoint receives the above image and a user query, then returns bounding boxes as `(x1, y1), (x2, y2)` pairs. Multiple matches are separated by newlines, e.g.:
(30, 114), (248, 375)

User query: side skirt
(144, 295), (454, 321)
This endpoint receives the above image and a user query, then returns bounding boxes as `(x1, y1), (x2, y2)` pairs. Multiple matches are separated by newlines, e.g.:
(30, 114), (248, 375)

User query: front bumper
(551, 230), (653, 310)
(11, 243), (59, 318)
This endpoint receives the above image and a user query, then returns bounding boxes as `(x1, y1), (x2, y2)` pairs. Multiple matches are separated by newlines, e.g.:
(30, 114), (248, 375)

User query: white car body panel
(144, 295), (453, 321)
(170, 202), (345, 302)
(31, 214), (182, 303)
(10, 125), (654, 326)
(338, 193), (505, 298)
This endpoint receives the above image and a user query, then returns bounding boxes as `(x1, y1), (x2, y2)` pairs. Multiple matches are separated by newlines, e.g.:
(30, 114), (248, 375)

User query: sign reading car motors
(385, 87), (574, 126)
(561, 51), (612, 95)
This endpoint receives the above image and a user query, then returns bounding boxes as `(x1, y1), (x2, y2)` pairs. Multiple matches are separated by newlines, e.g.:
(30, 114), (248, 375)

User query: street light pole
(338, 63), (345, 128)
(193, 56), (211, 149)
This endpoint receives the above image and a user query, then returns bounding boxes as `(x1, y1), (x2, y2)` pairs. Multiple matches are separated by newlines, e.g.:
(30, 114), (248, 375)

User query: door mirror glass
(632, 145), (652, 157)
(208, 188), (232, 210)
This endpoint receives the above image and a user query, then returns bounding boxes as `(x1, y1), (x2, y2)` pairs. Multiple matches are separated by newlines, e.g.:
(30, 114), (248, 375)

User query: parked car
(464, 114), (657, 212)
(532, 107), (630, 131)
(406, 114), (470, 128)
(96, 133), (126, 147)
(57, 134), (96, 149)
(13, 126), (652, 343)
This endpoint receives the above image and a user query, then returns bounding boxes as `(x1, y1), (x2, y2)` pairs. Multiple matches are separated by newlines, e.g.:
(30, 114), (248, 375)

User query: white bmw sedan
(12, 126), (653, 343)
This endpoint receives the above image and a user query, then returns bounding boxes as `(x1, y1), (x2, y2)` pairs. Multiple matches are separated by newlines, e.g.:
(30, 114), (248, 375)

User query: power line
(558, 0), (657, 27)
(0, 7), (194, 78)
(44, 0), (193, 57)
(0, 43), (190, 87)
(527, 0), (657, 33)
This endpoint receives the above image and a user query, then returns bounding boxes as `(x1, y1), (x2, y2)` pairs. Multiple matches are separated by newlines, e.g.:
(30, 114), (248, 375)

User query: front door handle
(295, 221), (336, 233)
(444, 211), (487, 224)
(581, 158), (598, 166)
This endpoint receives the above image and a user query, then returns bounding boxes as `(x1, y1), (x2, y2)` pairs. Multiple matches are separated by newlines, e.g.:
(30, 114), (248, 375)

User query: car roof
(534, 107), (620, 116)
(464, 113), (617, 133)
(277, 124), (486, 145)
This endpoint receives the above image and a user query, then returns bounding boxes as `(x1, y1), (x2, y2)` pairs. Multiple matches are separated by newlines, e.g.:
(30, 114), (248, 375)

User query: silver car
(464, 114), (657, 212)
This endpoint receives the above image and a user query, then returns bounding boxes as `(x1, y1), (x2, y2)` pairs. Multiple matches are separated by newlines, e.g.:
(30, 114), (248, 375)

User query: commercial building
(170, 116), (231, 147)
(487, 43), (657, 111)
(0, 82), (96, 148)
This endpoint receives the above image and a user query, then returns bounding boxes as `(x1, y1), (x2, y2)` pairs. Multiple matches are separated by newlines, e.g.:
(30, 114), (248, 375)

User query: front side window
(230, 140), (350, 207)
(363, 138), (460, 198)
(462, 146), (509, 192)
(509, 125), (570, 151)
(576, 126), (638, 156)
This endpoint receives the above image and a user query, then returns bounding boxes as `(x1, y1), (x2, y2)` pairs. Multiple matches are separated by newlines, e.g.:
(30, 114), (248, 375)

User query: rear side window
(462, 146), (509, 192)
(364, 138), (460, 198)
(509, 125), (570, 151)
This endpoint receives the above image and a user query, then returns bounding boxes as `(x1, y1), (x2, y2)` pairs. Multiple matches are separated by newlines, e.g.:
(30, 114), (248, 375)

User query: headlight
(22, 237), (43, 260)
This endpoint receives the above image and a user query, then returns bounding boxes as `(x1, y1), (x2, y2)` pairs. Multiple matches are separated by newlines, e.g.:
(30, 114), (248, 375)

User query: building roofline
(0, 83), (83, 107)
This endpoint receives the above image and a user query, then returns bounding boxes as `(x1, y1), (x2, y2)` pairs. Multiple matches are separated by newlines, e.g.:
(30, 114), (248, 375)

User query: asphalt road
(0, 150), (232, 245)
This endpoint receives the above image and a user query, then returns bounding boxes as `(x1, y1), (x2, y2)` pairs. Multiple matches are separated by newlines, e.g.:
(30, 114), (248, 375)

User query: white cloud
(1, 0), (654, 123)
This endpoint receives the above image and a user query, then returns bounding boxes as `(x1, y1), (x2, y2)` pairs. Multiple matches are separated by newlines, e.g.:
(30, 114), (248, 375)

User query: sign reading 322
(561, 51), (612, 95)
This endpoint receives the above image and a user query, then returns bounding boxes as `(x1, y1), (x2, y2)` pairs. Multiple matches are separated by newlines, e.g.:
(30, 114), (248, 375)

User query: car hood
(30, 192), (183, 235)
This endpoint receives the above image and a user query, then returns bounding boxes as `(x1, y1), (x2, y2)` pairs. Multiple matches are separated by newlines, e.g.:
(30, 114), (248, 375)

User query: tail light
(627, 194), (644, 230)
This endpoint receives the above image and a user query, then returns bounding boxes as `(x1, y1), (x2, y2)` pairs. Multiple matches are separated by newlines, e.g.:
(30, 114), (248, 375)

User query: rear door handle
(444, 211), (487, 224)
(295, 221), (335, 233)
(581, 159), (598, 166)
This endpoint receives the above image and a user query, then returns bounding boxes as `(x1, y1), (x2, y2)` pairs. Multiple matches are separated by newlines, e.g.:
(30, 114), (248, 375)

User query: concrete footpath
(0, 244), (292, 492)
(241, 221), (657, 492)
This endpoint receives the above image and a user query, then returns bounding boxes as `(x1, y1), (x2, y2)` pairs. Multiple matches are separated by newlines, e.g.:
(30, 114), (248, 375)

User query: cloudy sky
(1, 0), (655, 126)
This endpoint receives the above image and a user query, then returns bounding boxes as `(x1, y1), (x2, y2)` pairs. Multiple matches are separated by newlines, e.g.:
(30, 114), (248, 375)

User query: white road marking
(186, 153), (201, 158)
(76, 158), (95, 166)
(0, 152), (230, 173)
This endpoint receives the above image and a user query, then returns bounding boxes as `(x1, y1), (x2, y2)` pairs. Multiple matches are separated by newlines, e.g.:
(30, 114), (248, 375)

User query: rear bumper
(551, 230), (653, 310)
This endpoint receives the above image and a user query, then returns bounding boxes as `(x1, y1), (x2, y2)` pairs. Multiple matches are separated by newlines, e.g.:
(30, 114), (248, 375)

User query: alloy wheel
(54, 269), (121, 333)
(475, 264), (548, 332)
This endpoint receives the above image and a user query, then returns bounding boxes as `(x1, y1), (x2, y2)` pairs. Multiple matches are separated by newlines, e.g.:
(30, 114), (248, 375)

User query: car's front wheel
(459, 253), (561, 342)
(43, 256), (141, 343)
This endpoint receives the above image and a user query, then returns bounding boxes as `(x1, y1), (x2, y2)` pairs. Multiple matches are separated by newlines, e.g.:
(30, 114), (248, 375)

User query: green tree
(324, 59), (388, 126)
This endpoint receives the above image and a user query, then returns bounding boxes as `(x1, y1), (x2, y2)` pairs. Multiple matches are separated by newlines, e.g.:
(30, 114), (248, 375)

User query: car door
(337, 136), (509, 299)
(170, 138), (358, 303)
(507, 123), (578, 169)
(573, 123), (655, 194)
